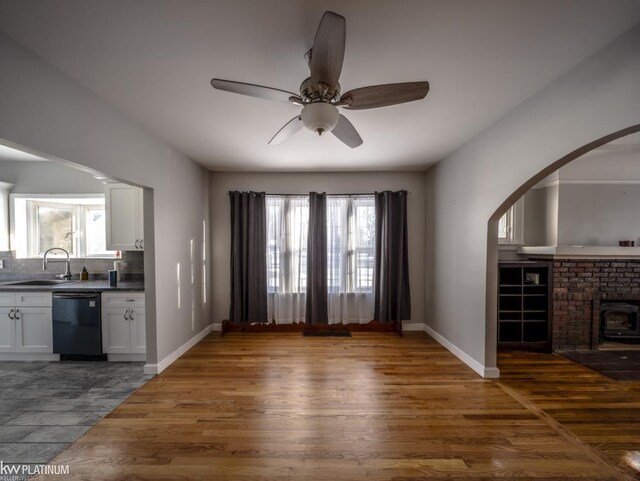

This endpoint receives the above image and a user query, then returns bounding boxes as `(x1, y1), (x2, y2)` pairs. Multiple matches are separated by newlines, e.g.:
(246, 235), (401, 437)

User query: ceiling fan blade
(331, 114), (363, 148)
(310, 11), (346, 91)
(268, 116), (303, 145)
(341, 82), (429, 110)
(211, 79), (301, 104)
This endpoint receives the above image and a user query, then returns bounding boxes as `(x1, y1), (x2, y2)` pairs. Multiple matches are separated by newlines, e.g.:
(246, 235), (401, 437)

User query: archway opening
(486, 124), (640, 372)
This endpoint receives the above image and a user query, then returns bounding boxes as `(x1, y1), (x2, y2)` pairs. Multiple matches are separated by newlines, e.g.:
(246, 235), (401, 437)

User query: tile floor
(0, 361), (153, 474)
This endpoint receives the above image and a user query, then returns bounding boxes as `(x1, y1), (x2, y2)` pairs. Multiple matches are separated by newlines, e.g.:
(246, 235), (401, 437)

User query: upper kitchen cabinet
(105, 183), (144, 251)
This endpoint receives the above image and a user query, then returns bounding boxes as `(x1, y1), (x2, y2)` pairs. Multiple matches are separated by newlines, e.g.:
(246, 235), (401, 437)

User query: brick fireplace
(551, 259), (640, 350)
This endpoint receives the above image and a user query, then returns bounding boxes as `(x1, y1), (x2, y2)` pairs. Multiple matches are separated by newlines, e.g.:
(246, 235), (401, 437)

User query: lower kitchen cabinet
(16, 307), (53, 353)
(101, 292), (145, 354)
(0, 293), (53, 354)
(0, 307), (16, 351)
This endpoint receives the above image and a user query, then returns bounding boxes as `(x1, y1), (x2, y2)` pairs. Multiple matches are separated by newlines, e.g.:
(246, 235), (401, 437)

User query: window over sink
(11, 194), (117, 259)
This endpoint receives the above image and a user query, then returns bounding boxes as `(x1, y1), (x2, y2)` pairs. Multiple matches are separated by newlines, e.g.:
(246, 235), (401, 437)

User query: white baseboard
(421, 323), (500, 379)
(0, 353), (59, 361)
(143, 323), (214, 375)
(108, 353), (146, 362)
(402, 322), (426, 331)
(212, 323), (222, 331)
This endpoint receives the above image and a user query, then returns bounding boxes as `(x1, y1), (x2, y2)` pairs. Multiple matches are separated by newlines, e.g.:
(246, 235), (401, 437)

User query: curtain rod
(261, 192), (410, 196)
(228, 191), (410, 197)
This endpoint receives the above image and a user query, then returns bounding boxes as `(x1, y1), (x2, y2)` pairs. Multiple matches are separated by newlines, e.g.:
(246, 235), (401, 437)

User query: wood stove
(600, 302), (640, 340)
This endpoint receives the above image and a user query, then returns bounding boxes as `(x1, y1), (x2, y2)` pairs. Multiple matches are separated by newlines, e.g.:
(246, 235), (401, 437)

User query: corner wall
(0, 32), (211, 369)
(425, 25), (640, 376)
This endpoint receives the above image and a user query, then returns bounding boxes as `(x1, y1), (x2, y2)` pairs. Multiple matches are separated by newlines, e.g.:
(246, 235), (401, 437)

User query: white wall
(560, 148), (640, 181)
(0, 32), (211, 368)
(425, 24), (640, 377)
(209, 171), (426, 328)
(521, 149), (640, 247)
(524, 185), (558, 246)
(557, 183), (640, 246)
(0, 160), (104, 193)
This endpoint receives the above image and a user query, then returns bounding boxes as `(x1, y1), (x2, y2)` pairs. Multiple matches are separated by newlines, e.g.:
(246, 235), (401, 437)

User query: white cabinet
(101, 292), (145, 354)
(105, 183), (144, 251)
(16, 307), (53, 353)
(0, 292), (52, 354)
(0, 307), (16, 351)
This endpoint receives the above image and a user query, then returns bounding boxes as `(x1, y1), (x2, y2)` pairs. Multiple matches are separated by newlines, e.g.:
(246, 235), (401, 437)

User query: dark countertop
(0, 280), (144, 292)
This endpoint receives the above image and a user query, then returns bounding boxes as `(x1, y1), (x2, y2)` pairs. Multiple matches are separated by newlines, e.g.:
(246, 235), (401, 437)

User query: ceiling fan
(211, 11), (429, 148)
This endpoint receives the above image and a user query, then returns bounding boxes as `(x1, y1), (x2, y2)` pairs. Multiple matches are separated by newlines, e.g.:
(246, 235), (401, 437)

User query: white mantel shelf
(518, 246), (640, 259)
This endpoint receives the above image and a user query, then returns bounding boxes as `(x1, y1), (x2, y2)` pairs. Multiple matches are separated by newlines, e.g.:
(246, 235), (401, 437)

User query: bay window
(11, 195), (115, 258)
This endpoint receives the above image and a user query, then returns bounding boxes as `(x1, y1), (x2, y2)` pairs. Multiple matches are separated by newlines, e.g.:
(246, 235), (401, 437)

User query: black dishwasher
(53, 292), (106, 360)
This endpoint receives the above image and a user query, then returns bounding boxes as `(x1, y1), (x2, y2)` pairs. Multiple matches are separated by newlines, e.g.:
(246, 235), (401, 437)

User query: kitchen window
(498, 198), (524, 245)
(11, 194), (116, 258)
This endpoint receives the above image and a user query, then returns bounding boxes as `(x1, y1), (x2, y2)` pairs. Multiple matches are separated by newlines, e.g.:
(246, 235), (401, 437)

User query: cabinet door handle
(129, 309), (135, 320)
(140, 239), (143, 249)
(123, 309), (129, 321)
(8, 309), (14, 320)
(14, 309), (20, 320)
(135, 239), (140, 249)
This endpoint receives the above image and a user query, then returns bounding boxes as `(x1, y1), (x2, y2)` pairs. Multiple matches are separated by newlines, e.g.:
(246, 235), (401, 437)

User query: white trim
(401, 322), (425, 331)
(212, 323), (222, 331)
(533, 179), (640, 189)
(0, 353), (59, 361)
(498, 244), (523, 251)
(108, 353), (146, 362)
(562, 179), (640, 185)
(143, 323), (214, 375)
(423, 324), (500, 379)
(532, 178), (560, 189)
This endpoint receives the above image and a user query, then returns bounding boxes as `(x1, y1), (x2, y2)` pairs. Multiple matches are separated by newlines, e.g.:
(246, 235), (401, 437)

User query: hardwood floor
(39, 332), (640, 480)
(498, 351), (640, 480)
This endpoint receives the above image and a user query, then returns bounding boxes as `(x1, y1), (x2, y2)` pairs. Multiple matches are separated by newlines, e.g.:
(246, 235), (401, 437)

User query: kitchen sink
(3, 279), (80, 286)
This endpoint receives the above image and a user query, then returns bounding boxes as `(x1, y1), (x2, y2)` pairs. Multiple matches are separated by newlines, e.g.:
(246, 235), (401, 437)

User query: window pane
(86, 208), (109, 256)
(288, 197), (308, 293)
(266, 196), (308, 294)
(16, 196), (114, 259)
(498, 214), (507, 239)
(353, 198), (375, 291)
(36, 206), (74, 255)
(326, 197), (344, 292)
(266, 198), (282, 292)
(327, 195), (375, 294)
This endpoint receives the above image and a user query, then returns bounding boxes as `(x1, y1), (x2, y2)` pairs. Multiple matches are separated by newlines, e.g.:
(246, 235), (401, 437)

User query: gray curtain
(229, 191), (267, 323)
(305, 192), (328, 324)
(374, 190), (411, 322)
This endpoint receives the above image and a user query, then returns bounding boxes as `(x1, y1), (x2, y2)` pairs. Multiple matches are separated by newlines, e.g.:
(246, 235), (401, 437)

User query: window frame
(498, 198), (525, 245)
(327, 195), (375, 294)
(9, 193), (116, 259)
(266, 195), (309, 294)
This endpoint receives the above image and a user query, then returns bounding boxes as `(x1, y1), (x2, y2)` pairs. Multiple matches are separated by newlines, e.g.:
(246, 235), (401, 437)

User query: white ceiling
(0, 0), (639, 171)
(0, 143), (47, 162)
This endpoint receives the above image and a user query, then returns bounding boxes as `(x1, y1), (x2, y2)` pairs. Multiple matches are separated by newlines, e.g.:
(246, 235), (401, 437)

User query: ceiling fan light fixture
(301, 102), (339, 135)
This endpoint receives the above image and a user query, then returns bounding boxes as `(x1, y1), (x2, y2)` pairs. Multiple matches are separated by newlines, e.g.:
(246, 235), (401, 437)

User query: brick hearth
(551, 259), (640, 350)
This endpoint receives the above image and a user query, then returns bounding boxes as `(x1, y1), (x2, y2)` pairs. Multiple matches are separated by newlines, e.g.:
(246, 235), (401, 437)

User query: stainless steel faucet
(43, 247), (72, 280)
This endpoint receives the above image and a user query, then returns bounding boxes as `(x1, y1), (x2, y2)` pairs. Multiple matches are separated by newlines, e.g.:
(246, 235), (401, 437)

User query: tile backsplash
(0, 250), (144, 281)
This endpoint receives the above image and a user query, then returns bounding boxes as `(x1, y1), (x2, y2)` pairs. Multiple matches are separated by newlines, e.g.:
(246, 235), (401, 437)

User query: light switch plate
(0, 259), (4, 269)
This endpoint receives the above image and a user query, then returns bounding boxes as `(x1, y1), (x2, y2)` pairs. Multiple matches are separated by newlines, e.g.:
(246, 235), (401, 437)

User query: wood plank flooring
(38, 333), (640, 480)
(498, 351), (640, 480)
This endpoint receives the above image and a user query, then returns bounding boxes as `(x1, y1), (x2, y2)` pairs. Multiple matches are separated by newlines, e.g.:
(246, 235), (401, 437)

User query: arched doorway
(487, 124), (640, 370)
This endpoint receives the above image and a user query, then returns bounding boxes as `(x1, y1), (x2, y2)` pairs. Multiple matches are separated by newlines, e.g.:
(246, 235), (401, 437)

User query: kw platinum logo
(0, 461), (70, 480)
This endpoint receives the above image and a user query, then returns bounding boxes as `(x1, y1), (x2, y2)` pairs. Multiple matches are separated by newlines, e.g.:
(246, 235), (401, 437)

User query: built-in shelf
(498, 262), (551, 351)
(518, 246), (640, 259)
